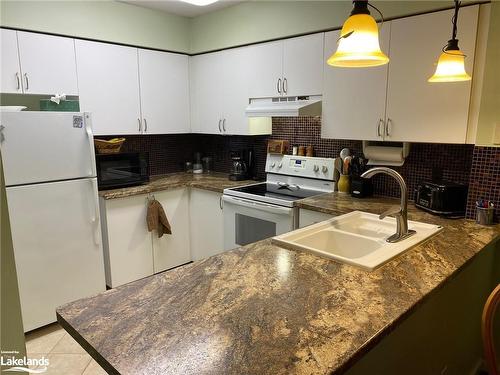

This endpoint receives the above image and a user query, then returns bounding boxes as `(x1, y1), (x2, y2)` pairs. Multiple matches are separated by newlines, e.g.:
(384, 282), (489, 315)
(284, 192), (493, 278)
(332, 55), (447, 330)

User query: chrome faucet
(361, 167), (416, 243)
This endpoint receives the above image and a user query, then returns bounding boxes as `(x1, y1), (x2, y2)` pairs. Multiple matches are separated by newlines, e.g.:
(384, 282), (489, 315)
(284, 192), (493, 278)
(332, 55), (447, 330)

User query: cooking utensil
(334, 157), (343, 176)
(340, 148), (350, 161)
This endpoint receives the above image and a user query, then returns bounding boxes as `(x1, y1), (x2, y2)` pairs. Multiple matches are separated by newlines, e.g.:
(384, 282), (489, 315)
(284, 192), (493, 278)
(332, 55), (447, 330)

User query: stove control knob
(322, 166), (328, 173)
(313, 165), (319, 172)
(278, 162), (283, 169)
(271, 162), (276, 168)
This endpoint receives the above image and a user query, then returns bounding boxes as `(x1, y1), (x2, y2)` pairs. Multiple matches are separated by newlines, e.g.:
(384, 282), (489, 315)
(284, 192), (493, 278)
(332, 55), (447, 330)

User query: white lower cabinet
(299, 209), (334, 228)
(100, 194), (154, 288)
(189, 188), (224, 261)
(152, 189), (191, 273)
(99, 188), (190, 288)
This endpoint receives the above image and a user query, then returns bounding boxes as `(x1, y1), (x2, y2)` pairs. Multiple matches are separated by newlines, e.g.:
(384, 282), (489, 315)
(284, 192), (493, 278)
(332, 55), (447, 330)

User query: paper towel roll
(364, 146), (404, 164)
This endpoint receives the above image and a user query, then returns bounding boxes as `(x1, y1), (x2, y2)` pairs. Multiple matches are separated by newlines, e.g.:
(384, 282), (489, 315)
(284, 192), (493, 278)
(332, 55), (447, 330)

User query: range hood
(245, 95), (322, 117)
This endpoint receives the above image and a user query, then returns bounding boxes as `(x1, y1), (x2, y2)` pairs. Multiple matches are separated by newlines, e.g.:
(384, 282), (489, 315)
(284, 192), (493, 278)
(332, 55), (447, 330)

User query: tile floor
(25, 323), (107, 375)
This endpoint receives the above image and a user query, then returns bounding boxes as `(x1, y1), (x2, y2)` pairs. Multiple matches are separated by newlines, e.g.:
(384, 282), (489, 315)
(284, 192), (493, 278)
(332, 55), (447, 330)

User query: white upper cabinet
(385, 6), (478, 143)
(321, 5), (480, 144)
(190, 51), (225, 134)
(283, 33), (324, 96)
(244, 41), (283, 98)
(138, 49), (190, 134)
(1, 29), (22, 94)
(322, 25), (391, 141)
(16, 31), (78, 95)
(219, 48), (253, 135)
(75, 40), (142, 135)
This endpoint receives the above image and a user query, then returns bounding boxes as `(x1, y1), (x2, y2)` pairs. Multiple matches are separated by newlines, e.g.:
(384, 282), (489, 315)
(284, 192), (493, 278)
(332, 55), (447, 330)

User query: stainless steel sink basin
(272, 211), (443, 270)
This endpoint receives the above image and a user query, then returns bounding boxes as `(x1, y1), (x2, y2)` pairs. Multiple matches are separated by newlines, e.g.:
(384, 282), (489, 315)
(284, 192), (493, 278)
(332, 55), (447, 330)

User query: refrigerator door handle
(89, 179), (101, 246)
(84, 114), (97, 177)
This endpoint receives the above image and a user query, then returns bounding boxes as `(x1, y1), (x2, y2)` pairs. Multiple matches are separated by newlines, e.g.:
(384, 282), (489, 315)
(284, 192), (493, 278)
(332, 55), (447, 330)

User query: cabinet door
(17, 31), (78, 95)
(75, 40), (142, 135)
(244, 41), (283, 98)
(283, 33), (324, 96)
(152, 188), (191, 273)
(189, 53), (223, 134)
(190, 189), (224, 261)
(1, 29), (22, 94)
(322, 25), (390, 141)
(219, 48), (251, 135)
(138, 49), (190, 134)
(385, 6), (478, 143)
(100, 195), (154, 288)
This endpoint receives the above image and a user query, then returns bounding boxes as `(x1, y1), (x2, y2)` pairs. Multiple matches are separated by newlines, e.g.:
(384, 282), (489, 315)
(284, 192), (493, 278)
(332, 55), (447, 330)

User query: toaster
(414, 180), (468, 217)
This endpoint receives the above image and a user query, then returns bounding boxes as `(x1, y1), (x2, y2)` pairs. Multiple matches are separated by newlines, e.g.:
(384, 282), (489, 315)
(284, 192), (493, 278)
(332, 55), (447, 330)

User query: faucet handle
(379, 205), (402, 220)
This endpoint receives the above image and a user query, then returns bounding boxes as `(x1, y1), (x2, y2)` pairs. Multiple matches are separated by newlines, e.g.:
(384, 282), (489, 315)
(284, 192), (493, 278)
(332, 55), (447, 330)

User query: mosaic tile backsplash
(107, 116), (499, 222)
(466, 146), (500, 222)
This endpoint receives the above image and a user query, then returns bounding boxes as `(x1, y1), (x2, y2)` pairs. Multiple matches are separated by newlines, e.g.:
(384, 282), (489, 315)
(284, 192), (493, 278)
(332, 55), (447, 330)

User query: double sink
(273, 211), (443, 271)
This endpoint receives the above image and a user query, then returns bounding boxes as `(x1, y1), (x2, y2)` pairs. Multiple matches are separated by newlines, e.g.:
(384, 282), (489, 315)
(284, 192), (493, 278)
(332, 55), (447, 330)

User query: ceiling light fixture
(327, 0), (389, 68)
(428, 0), (471, 82)
(179, 0), (219, 6)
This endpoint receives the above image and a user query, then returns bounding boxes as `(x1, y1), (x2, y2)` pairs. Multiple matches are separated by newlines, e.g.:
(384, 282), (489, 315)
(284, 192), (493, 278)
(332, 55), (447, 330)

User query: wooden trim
(482, 283), (500, 375)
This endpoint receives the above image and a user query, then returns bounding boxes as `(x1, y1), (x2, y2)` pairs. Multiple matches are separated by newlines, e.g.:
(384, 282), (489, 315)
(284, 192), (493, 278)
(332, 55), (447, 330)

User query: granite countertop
(57, 194), (499, 375)
(99, 172), (258, 199)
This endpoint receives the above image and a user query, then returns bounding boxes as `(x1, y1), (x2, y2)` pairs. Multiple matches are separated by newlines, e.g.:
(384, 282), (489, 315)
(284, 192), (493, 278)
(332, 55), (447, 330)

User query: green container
(40, 99), (80, 112)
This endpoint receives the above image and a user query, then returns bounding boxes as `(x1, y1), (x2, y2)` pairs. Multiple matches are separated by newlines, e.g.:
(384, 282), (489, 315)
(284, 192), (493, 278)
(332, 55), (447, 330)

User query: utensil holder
(338, 174), (351, 194)
(476, 207), (494, 225)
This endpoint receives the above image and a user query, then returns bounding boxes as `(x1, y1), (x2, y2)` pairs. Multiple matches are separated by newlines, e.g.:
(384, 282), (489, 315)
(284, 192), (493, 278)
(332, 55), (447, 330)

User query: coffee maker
(229, 149), (255, 181)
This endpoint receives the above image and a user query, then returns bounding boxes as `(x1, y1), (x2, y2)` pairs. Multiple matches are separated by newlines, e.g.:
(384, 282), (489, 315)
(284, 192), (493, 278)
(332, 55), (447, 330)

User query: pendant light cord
(338, 1), (385, 42)
(441, 0), (466, 57)
(367, 2), (385, 29)
(451, 0), (460, 41)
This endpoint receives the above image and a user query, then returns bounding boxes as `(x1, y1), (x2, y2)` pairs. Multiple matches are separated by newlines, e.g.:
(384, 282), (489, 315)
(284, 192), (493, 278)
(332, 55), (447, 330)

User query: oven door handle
(223, 195), (292, 215)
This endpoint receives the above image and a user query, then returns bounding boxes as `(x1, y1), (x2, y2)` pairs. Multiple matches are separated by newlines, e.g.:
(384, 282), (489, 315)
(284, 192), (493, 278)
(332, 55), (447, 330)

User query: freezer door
(6, 178), (105, 331)
(0, 111), (96, 186)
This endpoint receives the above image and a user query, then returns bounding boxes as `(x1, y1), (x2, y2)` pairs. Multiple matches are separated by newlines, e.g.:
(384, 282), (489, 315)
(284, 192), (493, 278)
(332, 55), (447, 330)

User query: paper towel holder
(362, 141), (411, 166)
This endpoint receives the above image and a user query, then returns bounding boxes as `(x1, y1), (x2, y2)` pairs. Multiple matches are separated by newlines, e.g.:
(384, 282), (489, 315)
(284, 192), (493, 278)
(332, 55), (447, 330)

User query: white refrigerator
(0, 111), (106, 332)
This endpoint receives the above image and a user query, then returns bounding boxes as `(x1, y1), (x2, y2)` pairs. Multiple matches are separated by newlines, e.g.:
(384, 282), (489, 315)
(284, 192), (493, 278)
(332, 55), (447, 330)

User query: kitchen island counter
(57, 195), (499, 375)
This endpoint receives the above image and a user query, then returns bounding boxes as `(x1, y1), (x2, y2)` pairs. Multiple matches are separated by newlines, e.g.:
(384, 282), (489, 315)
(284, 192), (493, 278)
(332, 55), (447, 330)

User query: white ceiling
(122, 0), (245, 18)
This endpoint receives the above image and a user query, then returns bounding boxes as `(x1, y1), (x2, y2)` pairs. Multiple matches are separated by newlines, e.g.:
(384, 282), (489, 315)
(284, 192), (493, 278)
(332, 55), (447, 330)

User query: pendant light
(428, 0), (471, 82)
(327, 0), (389, 68)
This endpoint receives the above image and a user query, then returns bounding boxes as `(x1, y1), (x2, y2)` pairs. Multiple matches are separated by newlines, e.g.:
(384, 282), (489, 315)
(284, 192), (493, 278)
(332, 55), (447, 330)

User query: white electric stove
(223, 154), (337, 250)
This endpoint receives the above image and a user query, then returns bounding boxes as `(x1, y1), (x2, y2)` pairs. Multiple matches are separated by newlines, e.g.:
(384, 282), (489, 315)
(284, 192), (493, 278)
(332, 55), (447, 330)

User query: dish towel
(146, 199), (172, 238)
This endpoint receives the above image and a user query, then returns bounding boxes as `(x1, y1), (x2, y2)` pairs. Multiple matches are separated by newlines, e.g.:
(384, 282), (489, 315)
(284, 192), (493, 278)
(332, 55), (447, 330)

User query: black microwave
(96, 152), (149, 190)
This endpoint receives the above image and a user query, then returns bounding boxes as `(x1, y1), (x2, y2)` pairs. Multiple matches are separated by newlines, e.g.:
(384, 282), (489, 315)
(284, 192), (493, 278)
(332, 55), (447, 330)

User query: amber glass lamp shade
(428, 49), (471, 82)
(327, 13), (389, 68)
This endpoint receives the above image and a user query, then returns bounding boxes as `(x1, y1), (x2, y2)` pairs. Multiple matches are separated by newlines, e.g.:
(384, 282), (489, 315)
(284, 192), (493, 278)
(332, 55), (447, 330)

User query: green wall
(475, 1), (500, 146)
(0, 156), (26, 367)
(0, 0), (191, 53)
(190, 0), (462, 53)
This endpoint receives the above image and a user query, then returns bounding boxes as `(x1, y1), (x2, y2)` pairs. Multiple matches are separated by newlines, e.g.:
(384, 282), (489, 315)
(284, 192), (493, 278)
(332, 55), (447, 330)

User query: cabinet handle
(23, 73), (29, 91)
(283, 78), (288, 95)
(377, 119), (383, 137)
(144, 118), (148, 132)
(218, 119), (222, 133)
(386, 118), (392, 137)
(219, 196), (223, 210)
(137, 118), (142, 132)
(277, 78), (281, 94)
(15, 72), (20, 90)
(222, 118), (226, 133)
